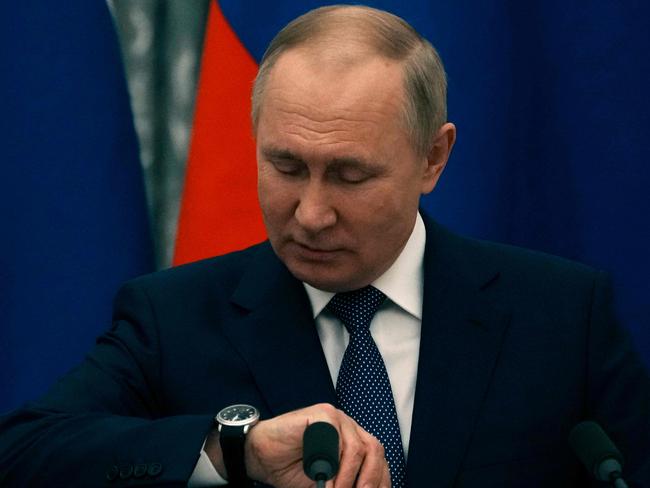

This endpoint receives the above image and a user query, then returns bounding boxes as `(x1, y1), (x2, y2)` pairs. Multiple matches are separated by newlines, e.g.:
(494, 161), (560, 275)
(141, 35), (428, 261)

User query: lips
(291, 241), (344, 261)
(296, 242), (338, 253)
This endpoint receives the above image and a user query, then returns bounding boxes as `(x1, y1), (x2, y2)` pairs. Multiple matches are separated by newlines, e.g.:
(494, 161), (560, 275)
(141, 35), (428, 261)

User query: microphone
(569, 421), (629, 488)
(303, 421), (340, 487)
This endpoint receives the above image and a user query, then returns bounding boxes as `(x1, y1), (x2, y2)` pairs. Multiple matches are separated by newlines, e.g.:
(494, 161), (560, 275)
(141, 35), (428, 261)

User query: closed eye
(329, 166), (374, 184)
(327, 159), (379, 184)
(270, 159), (307, 177)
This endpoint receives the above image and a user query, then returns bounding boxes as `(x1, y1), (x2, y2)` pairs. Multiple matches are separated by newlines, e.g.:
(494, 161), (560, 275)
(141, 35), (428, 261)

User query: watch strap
(220, 424), (253, 487)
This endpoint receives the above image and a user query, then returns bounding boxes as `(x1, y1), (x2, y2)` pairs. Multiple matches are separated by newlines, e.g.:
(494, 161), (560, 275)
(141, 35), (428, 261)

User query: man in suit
(1, 5), (649, 487)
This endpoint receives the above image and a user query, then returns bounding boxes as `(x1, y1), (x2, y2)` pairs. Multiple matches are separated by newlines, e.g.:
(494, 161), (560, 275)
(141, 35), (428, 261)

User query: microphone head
(569, 421), (624, 481)
(303, 421), (340, 481)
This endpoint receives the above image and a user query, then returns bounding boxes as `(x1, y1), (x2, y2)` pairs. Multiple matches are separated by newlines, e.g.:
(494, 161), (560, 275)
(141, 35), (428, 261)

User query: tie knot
(326, 286), (386, 334)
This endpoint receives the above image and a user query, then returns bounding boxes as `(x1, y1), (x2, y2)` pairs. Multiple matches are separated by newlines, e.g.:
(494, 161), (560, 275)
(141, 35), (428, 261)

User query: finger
(380, 460), (391, 488)
(333, 417), (366, 488)
(353, 429), (388, 488)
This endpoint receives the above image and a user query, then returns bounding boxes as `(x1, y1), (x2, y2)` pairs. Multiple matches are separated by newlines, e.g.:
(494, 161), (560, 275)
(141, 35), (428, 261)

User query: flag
(174, 1), (266, 265)
(0, 1), (153, 412)
(176, 1), (649, 366)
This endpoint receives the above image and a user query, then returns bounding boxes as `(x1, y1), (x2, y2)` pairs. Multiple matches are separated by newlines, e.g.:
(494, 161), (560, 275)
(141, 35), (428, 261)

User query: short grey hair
(251, 5), (448, 158)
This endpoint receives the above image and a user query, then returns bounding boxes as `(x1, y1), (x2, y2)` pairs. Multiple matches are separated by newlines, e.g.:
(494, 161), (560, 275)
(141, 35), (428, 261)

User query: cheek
(334, 194), (392, 245)
(354, 186), (410, 224)
(345, 186), (417, 246)
(257, 174), (296, 227)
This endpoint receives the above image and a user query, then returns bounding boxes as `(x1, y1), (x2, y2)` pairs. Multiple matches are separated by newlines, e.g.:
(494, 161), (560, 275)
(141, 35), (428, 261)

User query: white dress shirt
(304, 211), (424, 457)
(189, 213), (425, 486)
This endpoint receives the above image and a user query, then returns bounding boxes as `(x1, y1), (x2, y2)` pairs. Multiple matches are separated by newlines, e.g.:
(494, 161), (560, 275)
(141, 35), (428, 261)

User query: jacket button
(106, 465), (119, 481)
(119, 464), (134, 479)
(134, 463), (147, 478)
(147, 462), (163, 477)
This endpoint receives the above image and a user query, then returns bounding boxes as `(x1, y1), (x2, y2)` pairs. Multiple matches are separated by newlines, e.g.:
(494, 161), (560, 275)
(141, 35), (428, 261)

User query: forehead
(257, 47), (409, 153)
(270, 46), (403, 103)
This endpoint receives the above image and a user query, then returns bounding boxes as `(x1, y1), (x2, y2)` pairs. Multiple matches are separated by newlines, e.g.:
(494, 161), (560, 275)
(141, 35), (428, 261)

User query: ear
(421, 122), (456, 194)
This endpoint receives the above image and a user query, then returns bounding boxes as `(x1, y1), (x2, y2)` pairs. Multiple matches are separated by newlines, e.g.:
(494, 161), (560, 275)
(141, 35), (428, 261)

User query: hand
(234, 403), (390, 487)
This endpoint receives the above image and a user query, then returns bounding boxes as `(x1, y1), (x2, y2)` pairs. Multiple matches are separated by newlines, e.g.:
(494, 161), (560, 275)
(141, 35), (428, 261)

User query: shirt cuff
(188, 442), (228, 487)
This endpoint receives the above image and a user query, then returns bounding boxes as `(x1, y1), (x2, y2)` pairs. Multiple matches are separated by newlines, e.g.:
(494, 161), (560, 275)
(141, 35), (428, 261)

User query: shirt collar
(303, 212), (425, 320)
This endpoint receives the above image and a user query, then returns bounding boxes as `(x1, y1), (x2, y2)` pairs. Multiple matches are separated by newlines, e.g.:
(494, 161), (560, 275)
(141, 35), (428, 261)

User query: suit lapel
(407, 218), (511, 486)
(224, 244), (336, 417)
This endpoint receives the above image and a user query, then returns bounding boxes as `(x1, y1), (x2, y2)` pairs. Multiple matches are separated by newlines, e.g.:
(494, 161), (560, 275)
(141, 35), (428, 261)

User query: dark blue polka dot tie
(327, 286), (407, 488)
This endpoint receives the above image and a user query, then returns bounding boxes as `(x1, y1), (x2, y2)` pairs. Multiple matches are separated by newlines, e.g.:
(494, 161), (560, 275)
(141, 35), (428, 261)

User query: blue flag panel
(0, 2), (153, 411)
(221, 0), (650, 366)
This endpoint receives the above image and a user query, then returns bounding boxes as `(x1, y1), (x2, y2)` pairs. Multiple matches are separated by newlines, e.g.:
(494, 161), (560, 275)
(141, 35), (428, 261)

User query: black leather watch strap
(219, 424), (253, 487)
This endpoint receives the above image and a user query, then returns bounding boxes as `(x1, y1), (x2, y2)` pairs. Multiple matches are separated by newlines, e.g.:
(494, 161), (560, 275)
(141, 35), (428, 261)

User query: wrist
(243, 423), (265, 482)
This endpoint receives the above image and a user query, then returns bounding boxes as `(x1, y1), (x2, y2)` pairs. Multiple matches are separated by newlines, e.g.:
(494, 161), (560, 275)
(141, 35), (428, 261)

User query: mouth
(291, 241), (344, 261)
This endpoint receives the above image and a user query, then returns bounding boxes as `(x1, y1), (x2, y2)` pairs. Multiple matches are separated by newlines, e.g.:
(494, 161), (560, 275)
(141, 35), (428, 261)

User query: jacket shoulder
(424, 215), (604, 292)
(115, 241), (272, 304)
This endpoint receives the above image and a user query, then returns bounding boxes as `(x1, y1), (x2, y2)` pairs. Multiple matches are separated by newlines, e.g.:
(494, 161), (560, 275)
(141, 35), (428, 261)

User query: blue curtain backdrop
(1, 0), (648, 412)
(0, 2), (153, 411)
(221, 0), (649, 365)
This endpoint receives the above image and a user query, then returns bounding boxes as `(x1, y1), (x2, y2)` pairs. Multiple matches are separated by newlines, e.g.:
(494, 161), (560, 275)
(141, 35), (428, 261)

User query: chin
(285, 263), (347, 292)
(292, 272), (342, 292)
(291, 267), (371, 293)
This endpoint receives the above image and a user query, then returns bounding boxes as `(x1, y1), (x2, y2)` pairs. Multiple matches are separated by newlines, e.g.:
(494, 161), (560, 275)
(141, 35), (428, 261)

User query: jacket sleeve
(0, 281), (215, 487)
(586, 271), (650, 485)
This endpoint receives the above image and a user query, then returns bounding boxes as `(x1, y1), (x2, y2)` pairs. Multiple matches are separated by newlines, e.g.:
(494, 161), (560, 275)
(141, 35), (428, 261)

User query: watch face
(217, 404), (260, 426)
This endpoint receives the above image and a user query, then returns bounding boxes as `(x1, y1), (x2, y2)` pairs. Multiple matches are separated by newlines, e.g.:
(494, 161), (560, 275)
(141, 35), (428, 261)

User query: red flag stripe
(174, 1), (266, 266)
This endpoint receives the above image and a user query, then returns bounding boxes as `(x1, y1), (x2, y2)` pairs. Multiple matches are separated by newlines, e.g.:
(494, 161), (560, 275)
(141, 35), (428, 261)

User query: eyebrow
(261, 146), (373, 169)
(329, 157), (372, 170)
(261, 147), (303, 162)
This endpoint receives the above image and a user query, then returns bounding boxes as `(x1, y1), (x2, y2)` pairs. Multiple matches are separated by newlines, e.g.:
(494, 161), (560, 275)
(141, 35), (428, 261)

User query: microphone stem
(316, 480), (326, 488)
(614, 479), (629, 488)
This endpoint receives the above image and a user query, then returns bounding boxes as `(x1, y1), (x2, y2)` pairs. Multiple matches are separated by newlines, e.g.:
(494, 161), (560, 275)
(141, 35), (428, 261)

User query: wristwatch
(215, 404), (260, 487)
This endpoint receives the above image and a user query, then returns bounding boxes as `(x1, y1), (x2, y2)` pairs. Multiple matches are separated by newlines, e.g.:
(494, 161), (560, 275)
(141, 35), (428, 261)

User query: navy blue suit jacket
(1, 215), (649, 486)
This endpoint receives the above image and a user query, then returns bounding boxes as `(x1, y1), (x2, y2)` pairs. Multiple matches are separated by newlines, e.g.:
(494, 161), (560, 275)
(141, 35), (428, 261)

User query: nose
(294, 181), (337, 234)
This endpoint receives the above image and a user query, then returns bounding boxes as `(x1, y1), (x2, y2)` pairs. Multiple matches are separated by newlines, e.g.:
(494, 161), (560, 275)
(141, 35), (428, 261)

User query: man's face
(256, 48), (448, 292)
